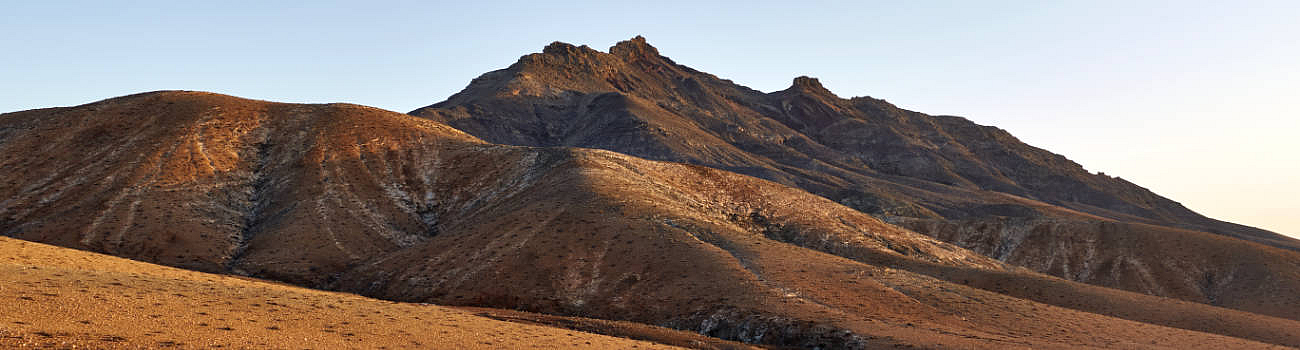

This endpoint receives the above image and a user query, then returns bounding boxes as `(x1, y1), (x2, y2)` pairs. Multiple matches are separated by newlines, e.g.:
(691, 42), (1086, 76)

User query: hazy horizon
(3, 1), (1296, 238)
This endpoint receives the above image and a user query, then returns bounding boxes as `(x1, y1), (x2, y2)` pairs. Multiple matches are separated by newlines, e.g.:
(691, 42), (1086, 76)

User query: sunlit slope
(0, 237), (687, 349)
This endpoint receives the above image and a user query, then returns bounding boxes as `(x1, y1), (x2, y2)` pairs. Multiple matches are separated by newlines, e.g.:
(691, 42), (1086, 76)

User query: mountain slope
(414, 37), (1291, 248)
(410, 37), (1300, 315)
(4, 92), (1300, 348)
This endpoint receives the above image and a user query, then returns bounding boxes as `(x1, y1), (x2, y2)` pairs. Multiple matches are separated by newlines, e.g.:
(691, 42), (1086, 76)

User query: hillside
(0, 236), (705, 349)
(410, 36), (1300, 315)
(4, 92), (1300, 348)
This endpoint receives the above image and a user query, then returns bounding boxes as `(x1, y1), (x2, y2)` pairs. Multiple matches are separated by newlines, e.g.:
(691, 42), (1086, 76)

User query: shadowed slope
(410, 37), (1300, 316)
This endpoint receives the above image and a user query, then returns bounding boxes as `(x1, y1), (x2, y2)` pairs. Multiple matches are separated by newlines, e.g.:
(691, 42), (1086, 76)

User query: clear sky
(3, 1), (1297, 238)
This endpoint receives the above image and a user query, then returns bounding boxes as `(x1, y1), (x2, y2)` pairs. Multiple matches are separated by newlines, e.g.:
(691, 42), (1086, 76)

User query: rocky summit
(3, 38), (1300, 349)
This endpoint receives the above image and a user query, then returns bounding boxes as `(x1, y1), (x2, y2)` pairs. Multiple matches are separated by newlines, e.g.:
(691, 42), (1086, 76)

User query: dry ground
(0, 236), (687, 349)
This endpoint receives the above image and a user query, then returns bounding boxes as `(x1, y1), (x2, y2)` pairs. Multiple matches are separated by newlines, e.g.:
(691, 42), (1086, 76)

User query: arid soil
(4, 92), (1300, 348)
(454, 307), (758, 350)
(0, 237), (688, 349)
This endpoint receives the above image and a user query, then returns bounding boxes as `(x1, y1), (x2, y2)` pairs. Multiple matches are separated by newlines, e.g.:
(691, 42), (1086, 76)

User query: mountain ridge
(410, 36), (1300, 317)
(419, 37), (1290, 246)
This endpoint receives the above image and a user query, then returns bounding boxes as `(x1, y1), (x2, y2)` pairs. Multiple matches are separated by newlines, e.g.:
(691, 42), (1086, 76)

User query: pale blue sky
(3, 1), (1297, 237)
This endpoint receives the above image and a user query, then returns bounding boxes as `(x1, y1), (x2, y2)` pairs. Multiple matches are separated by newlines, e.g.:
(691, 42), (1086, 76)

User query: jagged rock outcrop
(410, 37), (1300, 317)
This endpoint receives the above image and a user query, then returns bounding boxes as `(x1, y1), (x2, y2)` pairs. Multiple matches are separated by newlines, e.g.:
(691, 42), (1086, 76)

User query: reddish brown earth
(410, 36), (1300, 317)
(3, 92), (1300, 348)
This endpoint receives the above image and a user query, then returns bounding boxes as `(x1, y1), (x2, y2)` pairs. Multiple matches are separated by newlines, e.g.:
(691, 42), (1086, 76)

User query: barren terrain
(0, 236), (695, 349)
(3, 92), (1300, 348)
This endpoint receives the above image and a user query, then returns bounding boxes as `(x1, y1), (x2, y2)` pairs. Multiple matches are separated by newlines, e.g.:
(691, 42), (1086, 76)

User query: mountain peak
(542, 41), (597, 56)
(609, 35), (660, 60)
(788, 76), (836, 97)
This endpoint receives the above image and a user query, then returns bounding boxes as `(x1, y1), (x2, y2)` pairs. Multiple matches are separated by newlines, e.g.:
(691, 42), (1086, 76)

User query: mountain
(5, 91), (1300, 348)
(411, 36), (1300, 316)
